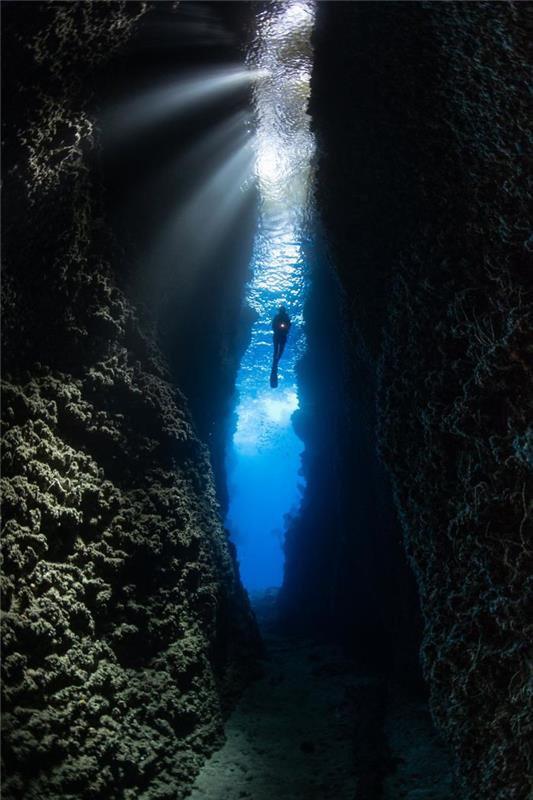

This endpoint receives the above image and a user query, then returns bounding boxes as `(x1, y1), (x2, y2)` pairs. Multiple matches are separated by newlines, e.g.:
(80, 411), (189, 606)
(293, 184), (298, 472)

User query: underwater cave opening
(224, 0), (316, 593)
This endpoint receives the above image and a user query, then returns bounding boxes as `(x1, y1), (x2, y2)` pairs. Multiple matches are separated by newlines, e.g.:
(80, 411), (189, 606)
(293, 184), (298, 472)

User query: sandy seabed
(188, 594), (452, 800)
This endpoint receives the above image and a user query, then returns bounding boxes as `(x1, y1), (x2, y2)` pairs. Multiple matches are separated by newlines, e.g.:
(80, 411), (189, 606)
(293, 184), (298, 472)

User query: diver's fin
(270, 363), (278, 388)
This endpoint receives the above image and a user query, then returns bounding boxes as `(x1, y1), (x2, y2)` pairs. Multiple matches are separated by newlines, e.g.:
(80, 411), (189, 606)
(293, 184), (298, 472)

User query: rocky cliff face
(1, 4), (259, 799)
(308, 2), (532, 797)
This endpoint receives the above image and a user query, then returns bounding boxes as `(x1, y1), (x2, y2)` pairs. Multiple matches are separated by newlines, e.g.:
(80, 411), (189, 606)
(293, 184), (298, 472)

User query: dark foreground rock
(307, 2), (532, 798)
(1, 4), (260, 798)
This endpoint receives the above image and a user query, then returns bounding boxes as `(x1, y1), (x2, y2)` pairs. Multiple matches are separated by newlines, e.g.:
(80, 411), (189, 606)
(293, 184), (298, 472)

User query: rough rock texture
(309, 2), (532, 798)
(1, 4), (259, 799)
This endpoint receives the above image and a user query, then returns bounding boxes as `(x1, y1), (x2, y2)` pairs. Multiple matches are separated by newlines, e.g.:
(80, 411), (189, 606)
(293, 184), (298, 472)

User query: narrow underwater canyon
(1, 3), (531, 800)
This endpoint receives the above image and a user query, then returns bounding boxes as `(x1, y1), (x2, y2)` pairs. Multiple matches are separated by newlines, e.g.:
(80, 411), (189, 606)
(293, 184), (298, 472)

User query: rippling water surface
(225, 1), (315, 591)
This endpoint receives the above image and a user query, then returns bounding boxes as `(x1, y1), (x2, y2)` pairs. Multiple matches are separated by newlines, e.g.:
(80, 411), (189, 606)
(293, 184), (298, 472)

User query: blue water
(225, 221), (308, 590)
(225, 1), (315, 592)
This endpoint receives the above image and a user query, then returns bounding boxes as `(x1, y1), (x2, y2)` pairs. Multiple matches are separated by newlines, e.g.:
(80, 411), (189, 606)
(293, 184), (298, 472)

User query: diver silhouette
(270, 306), (291, 388)
(273, 306), (291, 362)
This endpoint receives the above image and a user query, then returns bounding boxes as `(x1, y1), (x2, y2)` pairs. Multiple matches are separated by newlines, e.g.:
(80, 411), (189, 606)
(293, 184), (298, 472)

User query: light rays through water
(108, 65), (267, 138)
(150, 130), (255, 294)
(226, 1), (315, 591)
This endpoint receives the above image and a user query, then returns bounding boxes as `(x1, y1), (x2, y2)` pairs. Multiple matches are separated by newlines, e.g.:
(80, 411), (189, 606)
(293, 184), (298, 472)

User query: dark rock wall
(279, 230), (423, 680)
(1, 4), (259, 799)
(308, 2), (532, 798)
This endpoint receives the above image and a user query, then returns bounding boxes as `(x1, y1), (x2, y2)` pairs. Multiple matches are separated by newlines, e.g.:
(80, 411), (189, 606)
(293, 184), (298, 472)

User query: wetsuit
(272, 311), (291, 362)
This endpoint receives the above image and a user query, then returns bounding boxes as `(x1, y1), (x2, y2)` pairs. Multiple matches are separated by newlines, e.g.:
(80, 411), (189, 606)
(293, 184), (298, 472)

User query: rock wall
(279, 230), (423, 680)
(309, 2), (532, 797)
(1, 4), (259, 799)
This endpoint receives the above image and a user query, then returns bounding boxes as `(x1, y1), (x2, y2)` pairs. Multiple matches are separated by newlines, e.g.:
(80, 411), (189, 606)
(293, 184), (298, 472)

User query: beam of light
(147, 130), (255, 300)
(108, 65), (269, 139)
(171, 141), (254, 268)
(138, 111), (253, 203)
(225, 1), (316, 592)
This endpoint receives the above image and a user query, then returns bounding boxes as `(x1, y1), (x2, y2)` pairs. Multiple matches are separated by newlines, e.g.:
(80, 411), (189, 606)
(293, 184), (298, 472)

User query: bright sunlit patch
(256, 145), (282, 183)
(264, 389), (298, 423)
(292, 69), (312, 90)
(234, 390), (299, 454)
(281, 2), (313, 30)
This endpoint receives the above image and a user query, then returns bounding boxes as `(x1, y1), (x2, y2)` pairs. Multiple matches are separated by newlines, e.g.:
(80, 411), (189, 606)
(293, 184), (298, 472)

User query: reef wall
(304, 2), (532, 797)
(1, 4), (259, 799)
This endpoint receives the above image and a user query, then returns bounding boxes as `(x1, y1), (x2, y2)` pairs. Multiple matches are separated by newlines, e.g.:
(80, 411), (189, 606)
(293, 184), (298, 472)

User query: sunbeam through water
(225, 1), (316, 592)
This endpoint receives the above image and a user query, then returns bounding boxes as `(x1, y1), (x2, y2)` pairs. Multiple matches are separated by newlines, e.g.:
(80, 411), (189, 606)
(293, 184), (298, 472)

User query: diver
(272, 306), (291, 363)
